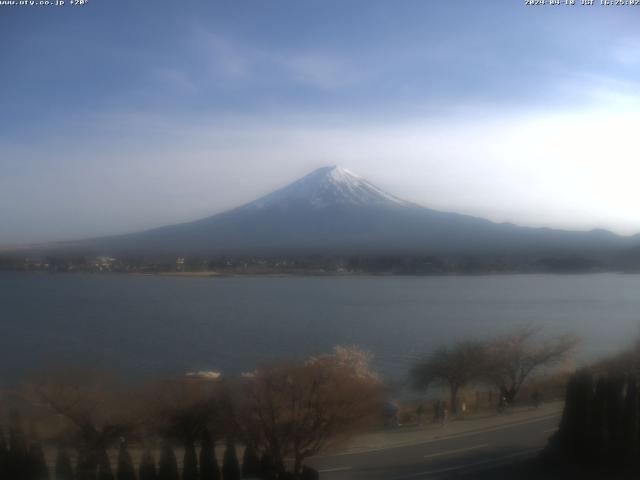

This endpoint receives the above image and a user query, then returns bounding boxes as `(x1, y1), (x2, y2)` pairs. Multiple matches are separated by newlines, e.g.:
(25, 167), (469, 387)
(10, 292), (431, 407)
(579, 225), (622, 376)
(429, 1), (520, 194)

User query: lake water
(1, 272), (640, 386)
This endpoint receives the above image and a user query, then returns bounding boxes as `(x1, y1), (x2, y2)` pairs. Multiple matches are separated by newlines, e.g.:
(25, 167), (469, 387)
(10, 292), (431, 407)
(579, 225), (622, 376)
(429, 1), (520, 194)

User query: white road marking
(392, 448), (542, 480)
(318, 466), (353, 473)
(424, 443), (488, 459)
(316, 412), (560, 458)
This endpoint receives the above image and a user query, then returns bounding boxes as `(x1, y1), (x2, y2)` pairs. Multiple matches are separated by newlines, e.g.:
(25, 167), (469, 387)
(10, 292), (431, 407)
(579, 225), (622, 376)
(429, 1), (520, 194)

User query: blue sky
(2, 1), (640, 244)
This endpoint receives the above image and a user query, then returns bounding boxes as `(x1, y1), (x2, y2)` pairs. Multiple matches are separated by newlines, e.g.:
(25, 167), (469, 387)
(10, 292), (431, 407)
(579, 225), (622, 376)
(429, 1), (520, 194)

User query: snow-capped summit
(244, 165), (409, 210)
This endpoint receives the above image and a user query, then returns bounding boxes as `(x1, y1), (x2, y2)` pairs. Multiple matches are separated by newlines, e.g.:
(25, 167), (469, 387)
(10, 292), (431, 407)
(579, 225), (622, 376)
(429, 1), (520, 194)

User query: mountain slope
(75, 166), (635, 257)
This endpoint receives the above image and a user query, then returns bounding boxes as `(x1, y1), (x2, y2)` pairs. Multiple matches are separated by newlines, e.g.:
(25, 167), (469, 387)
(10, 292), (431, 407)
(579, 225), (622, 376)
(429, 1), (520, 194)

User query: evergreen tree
(76, 448), (97, 480)
(551, 372), (640, 471)
(7, 411), (29, 479)
(98, 463), (115, 480)
(27, 440), (50, 480)
(97, 449), (114, 480)
(589, 377), (608, 466)
(573, 370), (594, 458)
(157, 442), (179, 480)
(139, 448), (157, 480)
(605, 375), (625, 465)
(300, 466), (319, 480)
(199, 429), (220, 480)
(558, 370), (594, 461)
(222, 441), (240, 480)
(636, 375), (640, 466)
(259, 452), (277, 480)
(557, 373), (579, 458)
(116, 442), (136, 480)
(623, 376), (639, 464)
(54, 448), (75, 480)
(0, 426), (8, 480)
(241, 445), (261, 479)
(183, 440), (198, 480)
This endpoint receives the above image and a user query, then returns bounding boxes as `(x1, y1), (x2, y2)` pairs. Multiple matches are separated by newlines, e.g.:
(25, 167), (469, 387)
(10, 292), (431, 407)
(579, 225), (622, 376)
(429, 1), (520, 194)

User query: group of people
(431, 399), (449, 425)
(415, 399), (452, 426)
(413, 390), (543, 428)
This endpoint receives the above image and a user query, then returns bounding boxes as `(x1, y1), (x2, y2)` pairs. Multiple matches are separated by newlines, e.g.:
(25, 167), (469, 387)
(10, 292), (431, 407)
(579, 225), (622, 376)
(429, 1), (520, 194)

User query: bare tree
(484, 326), (579, 403)
(25, 371), (141, 476)
(411, 340), (486, 414)
(145, 375), (222, 444)
(231, 346), (382, 478)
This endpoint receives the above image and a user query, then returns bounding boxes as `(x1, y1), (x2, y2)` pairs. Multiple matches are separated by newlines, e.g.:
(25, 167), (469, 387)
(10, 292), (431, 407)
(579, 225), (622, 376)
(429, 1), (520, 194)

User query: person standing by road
(441, 404), (448, 427)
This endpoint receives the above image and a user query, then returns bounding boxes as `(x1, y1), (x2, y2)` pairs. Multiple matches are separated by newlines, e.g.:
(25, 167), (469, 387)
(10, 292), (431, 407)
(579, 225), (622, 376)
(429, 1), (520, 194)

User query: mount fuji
(68, 166), (634, 256)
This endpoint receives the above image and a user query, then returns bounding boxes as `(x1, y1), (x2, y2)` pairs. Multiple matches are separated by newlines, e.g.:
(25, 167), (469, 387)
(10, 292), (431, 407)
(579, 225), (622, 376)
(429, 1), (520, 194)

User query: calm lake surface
(1, 272), (640, 385)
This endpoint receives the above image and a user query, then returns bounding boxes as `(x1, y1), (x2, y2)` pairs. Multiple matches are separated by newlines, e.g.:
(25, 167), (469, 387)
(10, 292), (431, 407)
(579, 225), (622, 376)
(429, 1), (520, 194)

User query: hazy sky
(2, 0), (640, 245)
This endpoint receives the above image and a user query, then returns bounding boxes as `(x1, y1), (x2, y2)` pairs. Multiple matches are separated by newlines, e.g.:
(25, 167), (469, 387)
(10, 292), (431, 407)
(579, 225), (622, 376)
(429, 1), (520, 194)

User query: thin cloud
(279, 54), (361, 89)
(155, 68), (199, 94)
(192, 29), (363, 90)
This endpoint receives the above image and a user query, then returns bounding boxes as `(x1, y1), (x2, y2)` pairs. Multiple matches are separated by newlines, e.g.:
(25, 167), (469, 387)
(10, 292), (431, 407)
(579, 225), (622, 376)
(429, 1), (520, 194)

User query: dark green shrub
(97, 449), (114, 480)
(139, 448), (157, 480)
(199, 429), (220, 480)
(27, 441), (50, 480)
(622, 376), (638, 463)
(0, 427), (8, 480)
(259, 452), (277, 480)
(117, 443), (136, 480)
(76, 448), (98, 480)
(158, 442), (179, 480)
(222, 441), (240, 480)
(589, 376), (608, 465)
(241, 444), (261, 479)
(54, 449), (74, 480)
(605, 375), (625, 464)
(183, 440), (198, 480)
(300, 466), (319, 480)
(7, 411), (28, 479)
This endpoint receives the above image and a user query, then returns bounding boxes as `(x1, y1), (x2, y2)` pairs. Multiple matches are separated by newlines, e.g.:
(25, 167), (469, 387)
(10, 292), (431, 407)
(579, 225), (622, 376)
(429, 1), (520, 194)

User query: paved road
(308, 412), (560, 480)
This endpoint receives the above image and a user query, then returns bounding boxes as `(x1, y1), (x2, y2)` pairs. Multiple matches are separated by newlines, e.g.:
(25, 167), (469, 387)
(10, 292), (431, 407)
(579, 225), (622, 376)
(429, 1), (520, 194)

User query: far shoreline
(3, 269), (639, 278)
